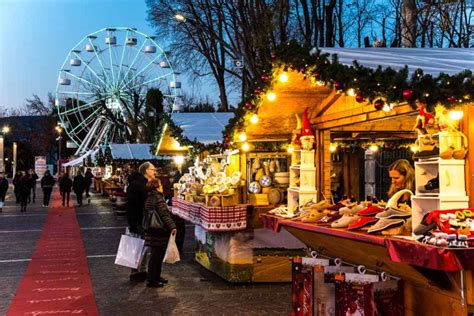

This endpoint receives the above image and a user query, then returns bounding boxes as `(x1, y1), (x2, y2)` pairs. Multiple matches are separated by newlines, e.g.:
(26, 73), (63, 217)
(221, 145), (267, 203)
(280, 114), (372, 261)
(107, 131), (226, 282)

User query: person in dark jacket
(59, 172), (73, 207)
(73, 171), (86, 207)
(18, 171), (31, 212)
(84, 168), (94, 198)
(126, 161), (155, 282)
(0, 172), (8, 212)
(143, 178), (176, 288)
(28, 169), (39, 203)
(12, 171), (21, 203)
(41, 170), (55, 207)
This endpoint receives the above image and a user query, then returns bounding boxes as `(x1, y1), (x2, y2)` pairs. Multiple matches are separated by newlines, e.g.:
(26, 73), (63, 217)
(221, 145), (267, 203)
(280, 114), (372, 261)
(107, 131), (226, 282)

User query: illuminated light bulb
(449, 110), (464, 121)
(278, 73), (289, 83)
(287, 145), (294, 153)
(241, 142), (250, 152)
(382, 104), (391, 112)
(267, 92), (277, 101)
(250, 114), (259, 124)
(174, 155), (185, 165)
(329, 144), (337, 153)
(369, 144), (378, 153)
(316, 80), (325, 86)
(238, 132), (247, 142)
(410, 144), (419, 153)
(347, 88), (356, 97)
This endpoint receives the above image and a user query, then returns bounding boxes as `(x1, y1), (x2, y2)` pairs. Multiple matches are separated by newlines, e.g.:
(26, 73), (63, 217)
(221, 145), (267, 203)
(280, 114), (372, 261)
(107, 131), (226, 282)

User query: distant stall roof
(170, 113), (234, 144)
(110, 144), (158, 160)
(317, 48), (474, 76)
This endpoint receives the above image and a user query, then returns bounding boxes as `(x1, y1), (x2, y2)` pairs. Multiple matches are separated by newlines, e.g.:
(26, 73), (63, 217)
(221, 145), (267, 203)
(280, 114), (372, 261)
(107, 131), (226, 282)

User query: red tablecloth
(172, 198), (248, 232)
(260, 213), (474, 272)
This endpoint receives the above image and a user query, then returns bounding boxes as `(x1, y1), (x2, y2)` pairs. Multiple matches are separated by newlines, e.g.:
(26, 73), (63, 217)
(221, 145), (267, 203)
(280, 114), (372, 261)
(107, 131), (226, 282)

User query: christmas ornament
(312, 71), (320, 80)
(271, 52), (276, 60)
(447, 95), (456, 104)
(374, 99), (385, 110)
(244, 102), (253, 110)
(261, 74), (269, 81)
(334, 81), (343, 90)
(300, 108), (315, 150)
(355, 93), (365, 103)
(402, 89), (414, 101)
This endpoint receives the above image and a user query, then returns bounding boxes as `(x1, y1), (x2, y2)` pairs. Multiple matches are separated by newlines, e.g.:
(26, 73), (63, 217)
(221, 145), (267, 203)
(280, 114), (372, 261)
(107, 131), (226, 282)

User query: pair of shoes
(130, 271), (147, 282)
(146, 282), (164, 288)
(159, 277), (168, 284)
(418, 175), (439, 193)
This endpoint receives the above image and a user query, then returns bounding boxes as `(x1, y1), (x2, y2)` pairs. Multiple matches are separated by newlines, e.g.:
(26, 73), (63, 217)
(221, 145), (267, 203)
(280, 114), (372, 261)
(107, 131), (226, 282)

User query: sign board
(35, 156), (47, 179)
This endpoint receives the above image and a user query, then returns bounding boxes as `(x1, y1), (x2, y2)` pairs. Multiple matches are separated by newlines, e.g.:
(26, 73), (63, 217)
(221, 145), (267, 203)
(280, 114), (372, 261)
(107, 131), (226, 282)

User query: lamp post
(56, 125), (63, 173)
(0, 126), (11, 174)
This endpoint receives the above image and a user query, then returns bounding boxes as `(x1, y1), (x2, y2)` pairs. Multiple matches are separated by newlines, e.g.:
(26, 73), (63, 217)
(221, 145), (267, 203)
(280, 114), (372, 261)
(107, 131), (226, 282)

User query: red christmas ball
(334, 81), (343, 90)
(244, 102), (253, 110)
(261, 74), (269, 81)
(402, 89), (414, 101)
(374, 99), (385, 110)
(447, 95), (456, 104)
(312, 71), (320, 79)
(271, 52), (276, 60)
(355, 93), (365, 103)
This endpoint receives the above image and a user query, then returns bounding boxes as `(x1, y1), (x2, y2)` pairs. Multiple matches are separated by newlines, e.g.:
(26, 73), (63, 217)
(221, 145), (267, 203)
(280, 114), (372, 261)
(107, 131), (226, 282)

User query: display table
(172, 198), (305, 283)
(261, 213), (474, 315)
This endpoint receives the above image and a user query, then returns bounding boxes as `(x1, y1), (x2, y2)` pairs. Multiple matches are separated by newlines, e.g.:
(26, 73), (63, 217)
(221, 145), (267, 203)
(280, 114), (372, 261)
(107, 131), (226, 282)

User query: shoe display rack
(411, 157), (469, 233)
(288, 150), (317, 213)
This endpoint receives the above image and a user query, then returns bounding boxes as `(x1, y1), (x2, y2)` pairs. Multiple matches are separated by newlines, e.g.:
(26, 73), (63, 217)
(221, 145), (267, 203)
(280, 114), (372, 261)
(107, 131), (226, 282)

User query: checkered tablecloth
(172, 197), (248, 232)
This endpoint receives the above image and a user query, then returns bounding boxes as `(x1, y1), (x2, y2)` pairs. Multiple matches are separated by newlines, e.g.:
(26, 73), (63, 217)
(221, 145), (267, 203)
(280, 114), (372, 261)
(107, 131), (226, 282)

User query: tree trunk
(324, 0), (336, 47)
(401, 0), (417, 47)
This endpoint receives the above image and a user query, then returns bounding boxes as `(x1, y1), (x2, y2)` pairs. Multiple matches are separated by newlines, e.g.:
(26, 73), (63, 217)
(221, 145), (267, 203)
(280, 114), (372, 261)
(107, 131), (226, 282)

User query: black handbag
(143, 209), (164, 231)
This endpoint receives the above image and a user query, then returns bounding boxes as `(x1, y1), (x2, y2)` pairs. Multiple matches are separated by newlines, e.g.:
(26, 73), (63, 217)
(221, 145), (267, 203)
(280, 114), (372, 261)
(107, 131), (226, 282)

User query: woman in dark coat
(143, 178), (176, 288)
(28, 169), (39, 203)
(12, 171), (21, 203)
(18, 171), (31, 212)
(41, 170), (55, 207)
(59, 172), (73, 207)
(84, 168), (94, 198)
(73, 171), (86, 207)
(0, 172), (8, 211)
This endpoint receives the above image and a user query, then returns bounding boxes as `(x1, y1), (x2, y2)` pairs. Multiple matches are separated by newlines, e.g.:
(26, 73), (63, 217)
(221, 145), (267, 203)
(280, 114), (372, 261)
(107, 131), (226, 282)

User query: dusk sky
(0, 0), (223, 110)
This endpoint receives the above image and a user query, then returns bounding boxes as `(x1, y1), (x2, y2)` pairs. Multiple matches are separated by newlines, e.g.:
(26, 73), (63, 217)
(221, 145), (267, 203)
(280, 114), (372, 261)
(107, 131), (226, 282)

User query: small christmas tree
(85, 155), (93, 167)
(95, 148), (105, 167)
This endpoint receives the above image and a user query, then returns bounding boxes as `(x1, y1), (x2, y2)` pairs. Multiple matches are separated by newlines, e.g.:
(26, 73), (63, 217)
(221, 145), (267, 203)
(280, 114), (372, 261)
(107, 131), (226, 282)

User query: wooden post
(462, 105), (474, 208)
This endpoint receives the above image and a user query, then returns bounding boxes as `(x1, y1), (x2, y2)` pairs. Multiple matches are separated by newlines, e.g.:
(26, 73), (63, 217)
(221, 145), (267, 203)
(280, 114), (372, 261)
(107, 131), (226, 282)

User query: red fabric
(385, 238), (474, 271)
(7, 189), (99, 315)
(172, 197), (247, 232)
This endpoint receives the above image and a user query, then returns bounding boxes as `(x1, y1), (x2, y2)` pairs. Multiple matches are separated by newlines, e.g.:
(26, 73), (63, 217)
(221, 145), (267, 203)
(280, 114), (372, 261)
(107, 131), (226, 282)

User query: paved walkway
(0, 185), (292, 315)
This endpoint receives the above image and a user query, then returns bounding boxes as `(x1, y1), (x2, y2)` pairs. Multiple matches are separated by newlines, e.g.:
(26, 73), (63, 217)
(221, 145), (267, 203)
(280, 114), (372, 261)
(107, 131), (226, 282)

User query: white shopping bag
(163, 234), (180, 264)
(0, 201), (4, 208)
(115, 234), (145, 269)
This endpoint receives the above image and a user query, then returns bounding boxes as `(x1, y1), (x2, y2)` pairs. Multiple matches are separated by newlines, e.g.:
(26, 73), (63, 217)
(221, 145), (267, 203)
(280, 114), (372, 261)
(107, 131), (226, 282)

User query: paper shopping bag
(114, 234), (145, 269)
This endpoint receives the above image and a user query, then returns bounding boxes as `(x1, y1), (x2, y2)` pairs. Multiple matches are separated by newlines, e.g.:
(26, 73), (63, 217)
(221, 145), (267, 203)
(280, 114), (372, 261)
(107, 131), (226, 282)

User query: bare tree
(402, 0), (417, 47)
(24, 94), (54, 116)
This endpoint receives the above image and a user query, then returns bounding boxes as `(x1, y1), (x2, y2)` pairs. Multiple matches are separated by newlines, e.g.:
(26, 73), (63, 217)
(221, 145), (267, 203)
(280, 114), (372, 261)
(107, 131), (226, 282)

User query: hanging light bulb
(347, 88), (356, 97)
(382, 104), (391, 112)
(241, 142), (250, 152)
(250, 114), (259, 124)
(369, 144), (378, 153)
(287, 144), (294, 153)
(238, 132), (247, 142)
(449, 110), (464, 121)
(329, 143), (337, 153)
(410, 144), (419, 153)
(267, 92), (277, 101)
(278, 72), (289, 83)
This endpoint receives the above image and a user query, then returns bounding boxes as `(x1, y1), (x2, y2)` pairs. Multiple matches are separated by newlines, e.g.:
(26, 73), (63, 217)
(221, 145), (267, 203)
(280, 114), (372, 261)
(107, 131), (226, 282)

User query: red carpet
(7, 189), (99, 315)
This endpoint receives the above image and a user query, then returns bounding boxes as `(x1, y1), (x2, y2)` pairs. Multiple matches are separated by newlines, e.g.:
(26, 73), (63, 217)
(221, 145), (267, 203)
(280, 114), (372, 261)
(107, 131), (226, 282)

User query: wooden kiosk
(233, 50), (473, 315)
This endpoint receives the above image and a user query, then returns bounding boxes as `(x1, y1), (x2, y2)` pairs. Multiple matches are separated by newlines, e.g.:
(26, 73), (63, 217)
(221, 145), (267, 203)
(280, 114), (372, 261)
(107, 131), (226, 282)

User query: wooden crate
(249, 193), (269, 205)
(205, 193), (239, 207)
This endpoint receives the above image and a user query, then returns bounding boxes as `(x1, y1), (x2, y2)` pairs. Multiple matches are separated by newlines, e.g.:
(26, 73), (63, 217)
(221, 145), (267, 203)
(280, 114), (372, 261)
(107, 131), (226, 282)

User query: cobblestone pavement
(0, 186), (292, 315)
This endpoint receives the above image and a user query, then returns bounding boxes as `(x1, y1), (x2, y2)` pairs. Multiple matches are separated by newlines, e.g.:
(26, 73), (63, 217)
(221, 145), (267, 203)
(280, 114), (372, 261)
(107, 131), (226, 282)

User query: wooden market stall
(230, 48), (474, 315)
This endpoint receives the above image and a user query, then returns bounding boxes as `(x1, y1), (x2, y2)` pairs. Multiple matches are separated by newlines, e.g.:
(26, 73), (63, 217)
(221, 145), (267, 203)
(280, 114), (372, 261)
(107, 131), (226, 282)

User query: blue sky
(0, 0), (223, 109)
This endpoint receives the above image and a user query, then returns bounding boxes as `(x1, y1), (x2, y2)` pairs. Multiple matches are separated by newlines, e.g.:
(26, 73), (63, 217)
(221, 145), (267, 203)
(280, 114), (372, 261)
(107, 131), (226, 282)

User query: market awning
(317, 48), (474, 76)
(110, 144), (158, 160)
(171, 113), (234, 144)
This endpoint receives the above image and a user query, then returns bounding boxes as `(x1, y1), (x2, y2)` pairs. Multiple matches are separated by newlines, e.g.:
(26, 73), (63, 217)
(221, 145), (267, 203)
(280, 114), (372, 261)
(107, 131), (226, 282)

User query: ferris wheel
(55, 27), (181, 155)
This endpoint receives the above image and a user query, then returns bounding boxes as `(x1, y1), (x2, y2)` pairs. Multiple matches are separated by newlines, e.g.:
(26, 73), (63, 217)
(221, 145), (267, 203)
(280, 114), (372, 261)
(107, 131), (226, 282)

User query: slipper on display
(358, 205), (384, 216)
(348, 217), (378, 230)
(367, 218), (405, 234)
(331, 215), (359, 228)
(375, 207), (412, 219)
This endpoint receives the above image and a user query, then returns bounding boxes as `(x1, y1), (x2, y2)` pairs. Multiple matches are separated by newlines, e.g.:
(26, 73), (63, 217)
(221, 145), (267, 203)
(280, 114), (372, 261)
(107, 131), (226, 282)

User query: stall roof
(110, 144), (158, 160)
(317, 48), (474, 76)
(170, 113), (234, 144)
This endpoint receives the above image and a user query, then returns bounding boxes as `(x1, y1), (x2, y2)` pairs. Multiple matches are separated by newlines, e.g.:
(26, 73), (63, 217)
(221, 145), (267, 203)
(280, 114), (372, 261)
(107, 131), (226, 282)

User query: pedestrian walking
(125, 162), (151, 282)
(73, 171), (86, 206)
(59, 172), (73, 207)
(40, 170), (55, 207)
(0, 172), (8, 212)
(28, 169), (39, 204)
(19, 171), (30, 212)
(143, 178), (176, 288)
(13, 171), (21, 203)
(84, 168), (93, 199)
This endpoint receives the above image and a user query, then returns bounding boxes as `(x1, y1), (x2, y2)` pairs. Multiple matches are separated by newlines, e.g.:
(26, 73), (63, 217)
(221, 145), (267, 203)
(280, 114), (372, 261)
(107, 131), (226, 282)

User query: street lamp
(56, 125), (63, 173)
(0, 126), (10, 173)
